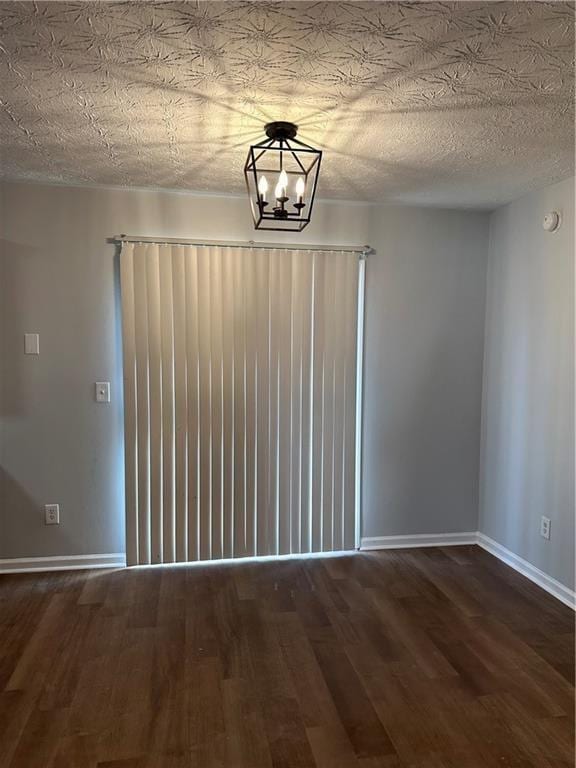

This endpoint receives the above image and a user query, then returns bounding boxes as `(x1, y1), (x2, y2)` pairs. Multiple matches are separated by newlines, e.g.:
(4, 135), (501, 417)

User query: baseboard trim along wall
(360, 532), (575, 609)
(475, 533), (576, 610)
(0, 553), (127, 574)
(1, 535), (574, 609)
(360, 532), (478, 549)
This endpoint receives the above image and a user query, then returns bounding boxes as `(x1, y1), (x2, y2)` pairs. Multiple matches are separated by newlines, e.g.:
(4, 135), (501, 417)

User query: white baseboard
(476, 533), (575, 610)
(360, 532), (478, 550)
(1, 535), (573, 610)
(0, 553), (126, 574)
(360, 531), (575, 610)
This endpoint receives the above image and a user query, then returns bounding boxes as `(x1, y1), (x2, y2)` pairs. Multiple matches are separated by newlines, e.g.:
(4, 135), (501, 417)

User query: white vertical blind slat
(221, 246), (235, 559)
(332, 252), (347, 552)
(209, 248), (224, 560)
(299, 251), (314, 554)
(290, 250), (304, 554)
(120, 243), (138, 566)
(344, 253), (360, 550)
(197, 247), (212, 560)
(353, 258), (365, 550)
(133, 244), (151, 564)
(147, 244), (163, 563)
(244, 250), (258, 557)
(120, 243), (361, 565)
(322, 253), (336, 552)
(310, 251), (325, 553)
(278, 250), (292, 555)
(159, 246), (175, 563)
(232, 248), (246, 557)
(268, 250), (281, 555)
(255, 249), (270, 556)
(172, 246), (188, 562)
(185, 246), (200, 561)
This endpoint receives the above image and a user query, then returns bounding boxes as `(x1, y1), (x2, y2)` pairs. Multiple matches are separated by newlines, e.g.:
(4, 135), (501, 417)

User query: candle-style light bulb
(295, 176), (305, 204)
(275, 169), (289, 200)
(258, 175), (268, 202)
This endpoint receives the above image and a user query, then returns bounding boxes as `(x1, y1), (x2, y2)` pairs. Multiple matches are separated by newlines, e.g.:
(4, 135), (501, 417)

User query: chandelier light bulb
(295, 176), (305, 203)
(275, 169), (289, 200)
(258, 175), (268, 202)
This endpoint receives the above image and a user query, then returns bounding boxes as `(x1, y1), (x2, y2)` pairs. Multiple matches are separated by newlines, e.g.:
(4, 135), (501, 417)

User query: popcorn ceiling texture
(0, 1), (573, 208)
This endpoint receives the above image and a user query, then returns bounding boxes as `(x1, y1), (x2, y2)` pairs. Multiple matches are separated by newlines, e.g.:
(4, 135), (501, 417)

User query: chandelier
(244, 121), (322, 232)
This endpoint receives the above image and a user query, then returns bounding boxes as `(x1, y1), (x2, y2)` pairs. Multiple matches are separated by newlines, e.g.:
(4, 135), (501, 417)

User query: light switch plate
(95, 381), (111, 402)
(24, 333), (40, 355)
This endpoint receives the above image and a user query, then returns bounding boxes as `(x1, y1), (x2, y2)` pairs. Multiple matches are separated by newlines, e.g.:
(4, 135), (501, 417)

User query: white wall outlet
(540, 516), (551, 540)
(24, 333), (40, 355)
(95, 381), (110, 402)
(45, 504), (60, 525)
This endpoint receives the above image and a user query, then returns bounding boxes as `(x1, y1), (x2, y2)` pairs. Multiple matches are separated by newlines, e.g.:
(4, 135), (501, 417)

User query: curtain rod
(111, 235), (374, 257)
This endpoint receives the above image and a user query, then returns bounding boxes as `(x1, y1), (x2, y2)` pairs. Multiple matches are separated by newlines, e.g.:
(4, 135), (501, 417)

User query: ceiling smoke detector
(542, 211), (561, 232)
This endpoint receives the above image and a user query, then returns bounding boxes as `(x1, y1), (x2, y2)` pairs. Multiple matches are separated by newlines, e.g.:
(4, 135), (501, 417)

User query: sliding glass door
(120, 242), (363, 566)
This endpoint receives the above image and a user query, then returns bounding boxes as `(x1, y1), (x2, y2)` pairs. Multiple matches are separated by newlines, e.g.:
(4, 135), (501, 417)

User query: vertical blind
(120, 243), (361, 566)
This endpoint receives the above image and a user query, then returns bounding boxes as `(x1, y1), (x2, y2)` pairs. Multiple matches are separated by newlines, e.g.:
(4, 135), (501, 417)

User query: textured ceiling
(0, 1), (574, 208)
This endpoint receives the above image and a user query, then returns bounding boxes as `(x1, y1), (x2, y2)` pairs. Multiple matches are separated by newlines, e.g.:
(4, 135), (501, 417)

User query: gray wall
(479, 177), (575, 589)
(362, 208), (489, 538)
(0, 181), (368, 558)
(0, 180), (488, 559)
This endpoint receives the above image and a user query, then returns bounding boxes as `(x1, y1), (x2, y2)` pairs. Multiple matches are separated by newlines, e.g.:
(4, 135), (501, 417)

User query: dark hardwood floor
(0, 545), (573, 767)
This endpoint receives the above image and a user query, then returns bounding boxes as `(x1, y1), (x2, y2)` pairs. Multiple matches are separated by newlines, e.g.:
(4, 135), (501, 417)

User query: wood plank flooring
(0, 546), (573, 767)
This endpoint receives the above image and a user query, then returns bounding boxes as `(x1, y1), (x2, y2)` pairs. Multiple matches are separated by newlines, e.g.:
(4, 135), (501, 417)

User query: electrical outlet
(540, 516), (551, 540)
(45, 504), (60, 525)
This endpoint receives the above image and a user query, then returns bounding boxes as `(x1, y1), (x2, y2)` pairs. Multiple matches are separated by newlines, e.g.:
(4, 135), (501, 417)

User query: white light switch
(24, 333), (40, 355)
(95, 381), (111, 402)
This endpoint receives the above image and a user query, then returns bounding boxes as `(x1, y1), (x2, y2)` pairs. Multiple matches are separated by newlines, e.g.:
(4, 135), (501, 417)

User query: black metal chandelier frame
(244, 121), (322, 232)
